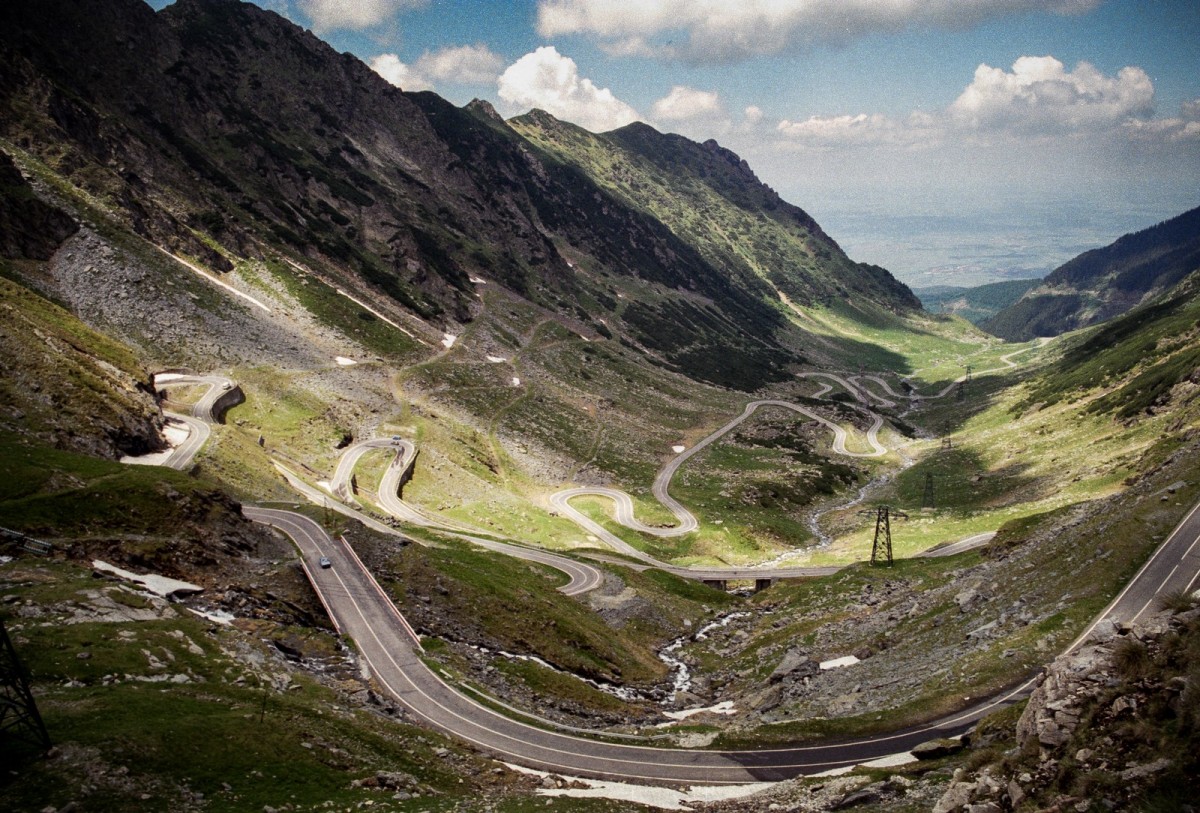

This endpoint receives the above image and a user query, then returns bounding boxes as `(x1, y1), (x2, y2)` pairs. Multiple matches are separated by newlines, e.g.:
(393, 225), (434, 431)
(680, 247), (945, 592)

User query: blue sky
(151, 0), (1200, 286)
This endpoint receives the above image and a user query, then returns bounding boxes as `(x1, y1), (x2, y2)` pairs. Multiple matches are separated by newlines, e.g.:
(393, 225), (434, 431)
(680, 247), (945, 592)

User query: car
(318, 556), (332, 569)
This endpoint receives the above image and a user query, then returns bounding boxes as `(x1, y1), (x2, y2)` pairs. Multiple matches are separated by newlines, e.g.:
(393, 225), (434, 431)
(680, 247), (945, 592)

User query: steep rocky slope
(511, 112), (919, 319)
(916, 278), (1039, 325)
(0, 0), (919, 391)
(936, 602), (1200, 812)
(985, 206), (1200, 341)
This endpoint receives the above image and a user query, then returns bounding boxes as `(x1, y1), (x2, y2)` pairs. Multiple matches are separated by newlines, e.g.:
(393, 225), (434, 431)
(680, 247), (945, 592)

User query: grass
(252, 257), (423, 361)
(376, 535), (668, 683)
(0, 432), (219, 536)
(0, 561), (499, 813)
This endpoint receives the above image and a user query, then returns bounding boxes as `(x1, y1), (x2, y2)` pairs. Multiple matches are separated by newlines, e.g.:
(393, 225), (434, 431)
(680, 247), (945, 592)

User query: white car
(318, 556), (332, 569)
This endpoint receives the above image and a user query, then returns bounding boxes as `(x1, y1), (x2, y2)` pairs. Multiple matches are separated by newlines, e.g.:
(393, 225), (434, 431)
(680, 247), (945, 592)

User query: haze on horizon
(149, 0), (1200, 287)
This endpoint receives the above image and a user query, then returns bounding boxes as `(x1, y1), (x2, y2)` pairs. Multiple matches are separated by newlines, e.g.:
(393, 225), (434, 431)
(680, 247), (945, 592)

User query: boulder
(770, 649), (817, 682)
(912, 738), (965, 760)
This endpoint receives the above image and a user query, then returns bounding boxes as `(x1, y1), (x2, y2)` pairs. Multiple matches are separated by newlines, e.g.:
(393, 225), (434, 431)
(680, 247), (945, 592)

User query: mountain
(914, 278), (1039, 325)
(983, 206), (1200, 341)
(509, 113), (919, 320)
(1018, 269), (1200, 421)
(0, 0), (919, 391)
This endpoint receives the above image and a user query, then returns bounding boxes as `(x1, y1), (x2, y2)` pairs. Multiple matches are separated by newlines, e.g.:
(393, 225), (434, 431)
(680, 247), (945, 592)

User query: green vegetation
(915, 279), (1040, 325)
(1020, 273), (1200, 416)
(0, 561), (513, 813)
(251, 258), (421, 360)
(379, 536), (667, 683)
(0, 432), (214, 535)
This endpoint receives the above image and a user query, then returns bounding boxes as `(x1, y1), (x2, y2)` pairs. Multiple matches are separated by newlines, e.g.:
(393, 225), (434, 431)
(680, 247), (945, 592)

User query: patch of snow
(121, 418), (191, 466)
(819, 655), (860, 670)
(335, 356), (357, 366)
(92, 560), (203, 599)
(662, 701), (737, 721)
(442, 333), (457, 349)
(504, 764), (772, 811)
(469, 276), (487, 284)
(486, 355), (507, 363)
(813, 752), (918, 777)
(0, 556), (12, 566)
(511, 377), (520, 386)
(189, 608), (235, 625)
(672, 445), (686, 454)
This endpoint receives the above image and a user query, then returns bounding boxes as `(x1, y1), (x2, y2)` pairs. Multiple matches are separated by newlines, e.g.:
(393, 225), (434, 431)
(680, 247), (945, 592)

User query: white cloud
(370, 53), (432, 92)
(652, 86), (722, 121)
(774, 57), (1165, 152)
(774, 112), (946, 152)
(416, 44), (504, 85)
(370, 45), (503, 93)
(743, 106), (764, 127)
(297, 0), (426, 32)
(536, 0), (1101, 63)
(497, 46), (641, 133)
(948, 56), (1155, 133)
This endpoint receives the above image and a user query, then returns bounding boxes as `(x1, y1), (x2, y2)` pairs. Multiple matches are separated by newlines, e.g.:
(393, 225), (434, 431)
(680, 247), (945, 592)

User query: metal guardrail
(0, 526), (52, 556)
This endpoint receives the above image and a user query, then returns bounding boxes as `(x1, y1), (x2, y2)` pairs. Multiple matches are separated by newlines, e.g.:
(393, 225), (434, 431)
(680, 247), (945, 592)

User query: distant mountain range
(984, 206), (1200, 341)
(0, 0), (917, 390)
(913, 279), (1039, 325)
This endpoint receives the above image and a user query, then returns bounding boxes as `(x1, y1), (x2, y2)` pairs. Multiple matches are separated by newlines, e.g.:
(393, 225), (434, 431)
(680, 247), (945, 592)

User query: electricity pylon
(859, 506), (908, 566)
(1, 618), (51, 752)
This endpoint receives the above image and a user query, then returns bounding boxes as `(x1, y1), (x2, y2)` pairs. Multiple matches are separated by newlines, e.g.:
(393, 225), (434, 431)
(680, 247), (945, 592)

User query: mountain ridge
(1, 0), (919, 391)
(984, 206), (1200, 341)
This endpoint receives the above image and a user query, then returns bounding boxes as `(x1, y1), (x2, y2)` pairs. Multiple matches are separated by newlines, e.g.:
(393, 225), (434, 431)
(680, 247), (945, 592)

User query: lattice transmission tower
(859, 506), (908, 566)
(1, 617), (51, 752)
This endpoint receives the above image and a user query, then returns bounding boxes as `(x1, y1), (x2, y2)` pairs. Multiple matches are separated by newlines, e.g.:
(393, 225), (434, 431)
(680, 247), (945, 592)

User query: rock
(955, 588), (981, 611)
(1111, 696), (1137, 716)
(912, 738), (965, 760)
(1007, 780), (1025, 808)
(966, 803), (1002, 813)
(1119, 758), (1170, 781)
(770, 649), (817, 682)
(1088, 618), (1120, 643)
(831, 786), (882, 809)
(966, 621), (997, 640)
(933, 781), (975, 813)
(374, 771), (416, 790)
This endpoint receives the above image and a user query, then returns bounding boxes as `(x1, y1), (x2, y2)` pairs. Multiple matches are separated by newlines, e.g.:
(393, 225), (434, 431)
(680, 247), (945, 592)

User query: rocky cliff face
(935, 603), (1200, 812)
(985, 206), (1200, 342)
(0, 150), (77, 260)
(0, 0), (918, 390)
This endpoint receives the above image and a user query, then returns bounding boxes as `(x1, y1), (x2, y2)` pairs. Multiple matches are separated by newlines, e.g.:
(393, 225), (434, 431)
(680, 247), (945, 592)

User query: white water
(658, 612), (752, 700)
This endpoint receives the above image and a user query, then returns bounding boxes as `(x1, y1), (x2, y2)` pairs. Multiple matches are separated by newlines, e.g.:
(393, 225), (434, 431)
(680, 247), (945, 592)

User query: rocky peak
(936, 603), (1200, 812)
(466, 98), (505, 124)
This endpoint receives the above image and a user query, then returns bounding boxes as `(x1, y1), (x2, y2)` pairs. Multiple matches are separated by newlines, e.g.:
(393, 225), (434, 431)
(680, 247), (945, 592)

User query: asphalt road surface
(246, 496), (1200, 785)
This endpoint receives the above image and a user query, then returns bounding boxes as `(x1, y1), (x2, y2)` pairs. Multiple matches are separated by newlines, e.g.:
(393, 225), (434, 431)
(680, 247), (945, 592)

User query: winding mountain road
(122, 372), (239, 470)
(281, 459), (604, 597)
(246, 495), (1200, 784)
(549, 398), (886, 550)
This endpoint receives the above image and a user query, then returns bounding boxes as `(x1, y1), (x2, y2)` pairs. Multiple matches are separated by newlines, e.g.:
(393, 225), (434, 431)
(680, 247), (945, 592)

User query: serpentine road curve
(123, 373), (240, 470)
(121, 364), (1200, 784)
(244, 497), (1200, 784)
(550, 397), (886, 546)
